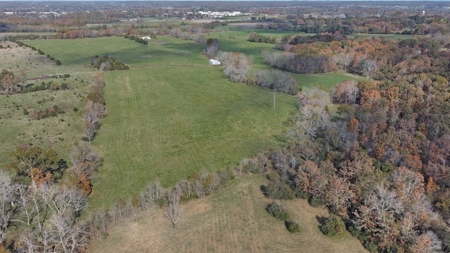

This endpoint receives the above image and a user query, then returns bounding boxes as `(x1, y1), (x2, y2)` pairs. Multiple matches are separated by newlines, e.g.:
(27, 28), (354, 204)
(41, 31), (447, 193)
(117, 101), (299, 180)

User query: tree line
(263, 33), (450, 80)
(215, 50), (298, 95)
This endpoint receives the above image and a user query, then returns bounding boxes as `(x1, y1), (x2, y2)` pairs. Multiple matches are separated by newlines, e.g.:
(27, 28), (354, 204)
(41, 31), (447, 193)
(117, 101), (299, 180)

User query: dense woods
(264, 33), (450, 78)
(262, 72), (450, 251)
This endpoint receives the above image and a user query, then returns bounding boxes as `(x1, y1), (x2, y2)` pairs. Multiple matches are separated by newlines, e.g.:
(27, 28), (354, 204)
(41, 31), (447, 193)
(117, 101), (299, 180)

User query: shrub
(73, 107), (79, 112)
(285, 220), (301, 233)
(266, 201), (290, 220)
(365, 242), (378, 253)
(266, 171), (280, 181)
(320, 215), (346, 237)
(91, 55), (129, 71)
(22, 108), (29, 115)
(56, 60), (62, 65)
(264, 180), (295, 200)
(308, 196), (326, 207)
(295, 188), (311, 199)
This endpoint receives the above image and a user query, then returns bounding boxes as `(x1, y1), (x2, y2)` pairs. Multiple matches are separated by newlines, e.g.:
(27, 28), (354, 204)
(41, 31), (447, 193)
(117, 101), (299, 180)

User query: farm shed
(209, 59), (221, 66)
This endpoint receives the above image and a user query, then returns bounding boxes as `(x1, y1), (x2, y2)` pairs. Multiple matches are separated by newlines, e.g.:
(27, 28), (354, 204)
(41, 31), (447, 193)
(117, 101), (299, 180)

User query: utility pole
(273, 90), (276, 110)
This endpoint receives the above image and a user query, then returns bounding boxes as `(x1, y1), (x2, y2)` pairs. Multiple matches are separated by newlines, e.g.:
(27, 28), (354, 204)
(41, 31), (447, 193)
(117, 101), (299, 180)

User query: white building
(209, 59), (221, 66)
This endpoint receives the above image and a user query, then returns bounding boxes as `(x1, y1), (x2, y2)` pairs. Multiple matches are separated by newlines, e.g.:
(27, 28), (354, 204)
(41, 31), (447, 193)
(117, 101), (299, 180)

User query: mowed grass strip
(90, 67), (297, 208)
(90, 175), (368, 253)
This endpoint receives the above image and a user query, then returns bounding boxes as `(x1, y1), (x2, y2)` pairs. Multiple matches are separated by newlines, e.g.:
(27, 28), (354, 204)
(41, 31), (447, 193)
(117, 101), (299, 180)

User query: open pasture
(90, 175), (367, 253)
(24, 36), (297, 208)
(90, 66), (296, 208)
(25, 36), (208, 67)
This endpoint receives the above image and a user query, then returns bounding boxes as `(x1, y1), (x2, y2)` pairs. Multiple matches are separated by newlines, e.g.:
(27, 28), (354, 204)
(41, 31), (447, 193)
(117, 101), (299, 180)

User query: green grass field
(90, 175), (368, 253)
(295, 72), (366, 91)
(25, 37), (207, 67)
(90, 67), (296, 208)
(24, 36), (297, 208)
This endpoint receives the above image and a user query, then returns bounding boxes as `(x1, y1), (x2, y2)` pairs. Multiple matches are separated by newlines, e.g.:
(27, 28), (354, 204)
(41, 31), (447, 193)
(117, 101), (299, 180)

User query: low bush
(266, 201), (290, 220)
(285, 220), (301, 233)
(320, 214), (346, 237)
(308, 196), (326, 207)
(264, 180), (295, 200)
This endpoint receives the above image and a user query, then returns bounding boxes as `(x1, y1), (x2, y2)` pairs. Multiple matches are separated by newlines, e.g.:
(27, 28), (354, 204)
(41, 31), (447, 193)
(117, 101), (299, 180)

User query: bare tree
(360, 59), (378, 78)
(47, 187), (87, 218)
(85, 100), (106, 125)
(193, 180), (205, 197)
(23, 184), (54, 252)
(18, 230), (38, 253)
(293, 89), (331, 139)
(83, 120), (96, 143)
(88, 209), (110, 238)
(0, 171), (19, 246)
(166, 188), (182, 228)
(49, 214), (88, 253)
(139, 180), (166, 211)
(217, 51), (251, 83)
(332, 80), (359, 105)
(70, 142), (102, 179)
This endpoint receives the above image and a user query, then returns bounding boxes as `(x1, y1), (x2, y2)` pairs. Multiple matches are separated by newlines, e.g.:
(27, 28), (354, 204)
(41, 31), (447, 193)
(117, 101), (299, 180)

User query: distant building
(209, 59), (221, 66)
(141, 36), (151, 40)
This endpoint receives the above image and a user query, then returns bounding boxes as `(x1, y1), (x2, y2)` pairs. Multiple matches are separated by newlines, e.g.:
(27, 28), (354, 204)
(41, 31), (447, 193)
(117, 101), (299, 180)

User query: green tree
(6, 146), (67, 181)
(320, 214), (346, 237)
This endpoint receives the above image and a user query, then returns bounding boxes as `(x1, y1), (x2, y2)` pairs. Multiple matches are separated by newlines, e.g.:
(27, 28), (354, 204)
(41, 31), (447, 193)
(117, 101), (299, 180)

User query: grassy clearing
(294, 72), (366, 92)
(90, 175), (367, 253)
(90, 67), (296, 208)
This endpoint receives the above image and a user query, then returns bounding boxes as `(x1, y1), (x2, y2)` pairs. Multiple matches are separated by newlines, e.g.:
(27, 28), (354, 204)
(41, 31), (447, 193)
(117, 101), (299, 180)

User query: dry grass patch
(0, 41), (56, 77)
(90, 175), (367, 253)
